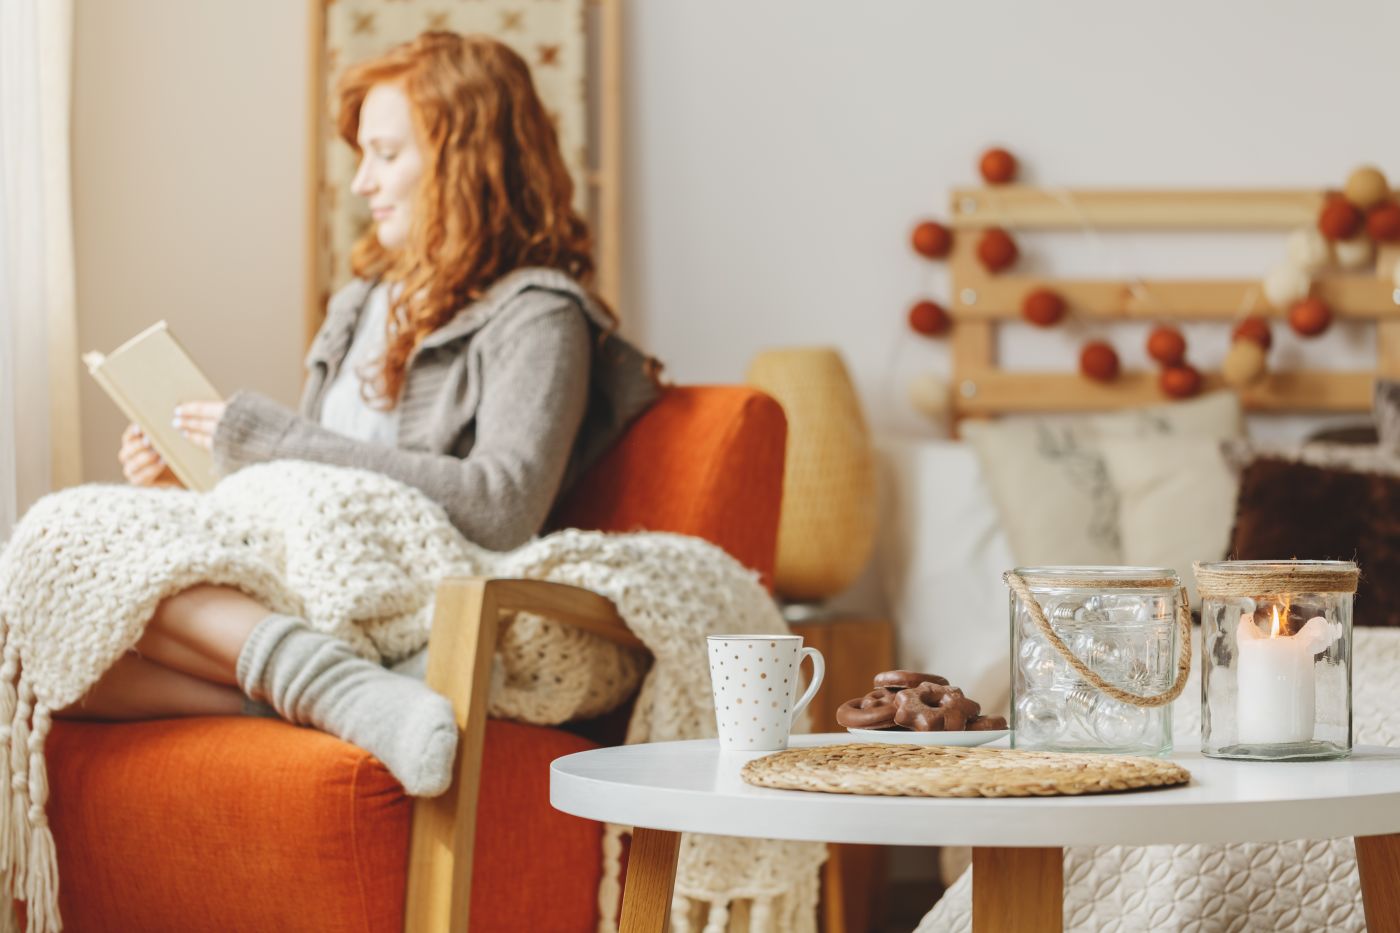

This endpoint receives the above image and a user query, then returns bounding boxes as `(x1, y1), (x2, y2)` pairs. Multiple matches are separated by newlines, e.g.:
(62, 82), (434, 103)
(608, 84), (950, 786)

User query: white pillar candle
(1236, 610), (1330, 745)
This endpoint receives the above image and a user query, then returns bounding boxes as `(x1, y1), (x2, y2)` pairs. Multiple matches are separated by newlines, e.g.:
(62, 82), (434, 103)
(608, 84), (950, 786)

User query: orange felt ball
(1021, 288), (1067, 327)
(1146, 326), (1187, 366)
(910, 220), (953, 259)
(976, 228), (1019, 273)
(979, 148), (1018, 185)
(1160, 363), (1202, 400)
(1079, 341), (1120, 382)
(1318, 197), (1363, 241)
(1231, 315), (1273, 351)
(1289, 297), (1332, 337)
(907, 300), (951, 337)
(1366, 202), (1400, 243)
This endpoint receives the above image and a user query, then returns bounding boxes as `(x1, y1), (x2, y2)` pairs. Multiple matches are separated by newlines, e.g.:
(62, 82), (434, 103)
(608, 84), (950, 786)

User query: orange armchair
(46, 385), (786, 932)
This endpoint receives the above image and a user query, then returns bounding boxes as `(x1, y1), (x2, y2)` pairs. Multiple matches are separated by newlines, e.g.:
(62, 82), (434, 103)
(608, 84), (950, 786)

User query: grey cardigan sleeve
(212, 304), (591, 551)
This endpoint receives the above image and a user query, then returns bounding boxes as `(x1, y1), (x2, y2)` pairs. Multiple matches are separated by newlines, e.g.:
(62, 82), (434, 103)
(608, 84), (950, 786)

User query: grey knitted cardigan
(212, 268), (659, 550)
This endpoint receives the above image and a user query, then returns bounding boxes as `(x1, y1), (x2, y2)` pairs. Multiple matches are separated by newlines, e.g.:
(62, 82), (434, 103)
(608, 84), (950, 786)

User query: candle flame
(1270, 605), (1281, 638)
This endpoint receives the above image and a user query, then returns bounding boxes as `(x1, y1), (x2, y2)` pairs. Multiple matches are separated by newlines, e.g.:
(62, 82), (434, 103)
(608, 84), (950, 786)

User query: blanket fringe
(7, 681), (31, 901)
(23, 706), (56, 933)
(0, 639), (16, 877)
(700, 900), (730, 933)
(596, 823), (625, 933)
(0, 623), (13, 933)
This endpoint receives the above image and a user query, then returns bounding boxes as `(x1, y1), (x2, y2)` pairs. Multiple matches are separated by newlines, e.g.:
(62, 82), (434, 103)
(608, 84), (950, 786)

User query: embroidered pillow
(962, 391), (1243, 568)
(1100, 436), (1238, 607)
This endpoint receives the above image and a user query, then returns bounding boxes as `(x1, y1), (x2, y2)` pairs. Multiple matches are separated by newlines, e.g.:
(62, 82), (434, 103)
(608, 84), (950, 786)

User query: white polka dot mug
(707, 634), (826, 751)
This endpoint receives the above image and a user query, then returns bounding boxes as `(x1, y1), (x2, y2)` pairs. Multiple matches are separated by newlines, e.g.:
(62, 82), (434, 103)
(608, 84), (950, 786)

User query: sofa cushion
(550, 386), (786, 586)
(48, 716), (601, 932)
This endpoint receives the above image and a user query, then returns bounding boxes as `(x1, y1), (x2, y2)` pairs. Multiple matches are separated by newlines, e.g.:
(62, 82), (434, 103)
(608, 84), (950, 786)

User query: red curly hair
(335, 32), (601, 407)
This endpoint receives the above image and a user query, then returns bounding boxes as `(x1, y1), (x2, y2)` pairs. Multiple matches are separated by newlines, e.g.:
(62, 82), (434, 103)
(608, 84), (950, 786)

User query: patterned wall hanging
(308, 0), (611, 343)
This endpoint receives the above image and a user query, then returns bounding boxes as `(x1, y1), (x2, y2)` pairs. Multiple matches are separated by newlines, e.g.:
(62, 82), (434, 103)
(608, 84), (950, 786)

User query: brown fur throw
(1231, 457), (1400, 626)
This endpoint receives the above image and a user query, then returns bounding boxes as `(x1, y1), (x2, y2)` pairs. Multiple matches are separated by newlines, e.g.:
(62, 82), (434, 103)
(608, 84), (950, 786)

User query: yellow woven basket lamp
(746, 348), (877, 602)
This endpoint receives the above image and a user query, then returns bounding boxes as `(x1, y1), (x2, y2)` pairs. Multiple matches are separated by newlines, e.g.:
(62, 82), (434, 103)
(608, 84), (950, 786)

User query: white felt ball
(1285, 227), (1331, 274)
(1345, 166), (1390, 210)
(1333, 235), (1375, 270)
(908, 373), (951, 420)
(1222, 339), (1267, 388)
(1263, 263), (1311, 309)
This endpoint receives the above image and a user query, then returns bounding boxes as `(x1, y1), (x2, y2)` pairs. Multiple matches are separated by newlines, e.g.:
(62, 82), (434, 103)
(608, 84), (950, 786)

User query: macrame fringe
(0, 626), (14, 933)
(596, 823), (625, 933)
(700, 900), (729, 933)
(670, 895), (693, 933)
(0, 670), (60, 933)
(0, 639), (16, 880)
(750, 896), (773, 930)
(23, 706), (57, 933)
(6, 676), (30, 901)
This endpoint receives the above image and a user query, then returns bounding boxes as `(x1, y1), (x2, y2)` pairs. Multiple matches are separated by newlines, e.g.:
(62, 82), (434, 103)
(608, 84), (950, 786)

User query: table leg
(620, 828), (681, 933)
(1356, 833), (1400, 933)
(971, 846), (1063, 933)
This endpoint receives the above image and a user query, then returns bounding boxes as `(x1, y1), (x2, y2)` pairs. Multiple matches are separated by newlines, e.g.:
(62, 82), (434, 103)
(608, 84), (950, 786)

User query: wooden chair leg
(971, 846), (1063, 933)
(822, 845), (848, 933)
(1356, 833), (1400, 933)
(403, 577), (642, 932)
(621, 828), (682, 933)
(404, 579), (500, 932)
(821, 843), (889, 933)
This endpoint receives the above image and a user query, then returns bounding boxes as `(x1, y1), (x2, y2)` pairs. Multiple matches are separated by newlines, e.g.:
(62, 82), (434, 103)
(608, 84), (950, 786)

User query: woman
(71, 32), (658, 798)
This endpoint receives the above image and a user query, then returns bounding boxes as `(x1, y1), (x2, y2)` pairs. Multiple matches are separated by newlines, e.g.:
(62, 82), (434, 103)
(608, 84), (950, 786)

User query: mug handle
(789, 647), (826, 726)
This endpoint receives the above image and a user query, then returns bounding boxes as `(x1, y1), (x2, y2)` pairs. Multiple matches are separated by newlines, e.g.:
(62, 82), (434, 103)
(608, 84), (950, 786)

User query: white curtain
(0, 0), (81, 540)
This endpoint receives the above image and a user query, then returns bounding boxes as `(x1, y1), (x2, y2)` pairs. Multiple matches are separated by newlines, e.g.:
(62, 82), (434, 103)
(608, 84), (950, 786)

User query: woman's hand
(173, 400), (227, 451)
(118, 423), (182, 487)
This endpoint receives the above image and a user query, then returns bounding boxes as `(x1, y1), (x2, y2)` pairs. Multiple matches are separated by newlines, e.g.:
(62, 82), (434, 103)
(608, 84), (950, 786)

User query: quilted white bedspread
(917, 626), (1400, 933)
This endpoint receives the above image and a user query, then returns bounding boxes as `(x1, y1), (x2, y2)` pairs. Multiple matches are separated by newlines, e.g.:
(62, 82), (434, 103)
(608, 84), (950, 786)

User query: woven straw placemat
(741, 744), (1190, 798)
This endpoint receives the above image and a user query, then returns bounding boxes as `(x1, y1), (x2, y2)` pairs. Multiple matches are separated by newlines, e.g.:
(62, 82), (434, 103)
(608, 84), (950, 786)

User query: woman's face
(350, 83), (424, 251)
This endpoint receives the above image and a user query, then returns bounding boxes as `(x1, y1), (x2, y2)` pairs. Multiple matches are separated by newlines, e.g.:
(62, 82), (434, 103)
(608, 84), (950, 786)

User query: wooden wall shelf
(948, 187), (1329, 230)
(955, 370), (1376, 415)
(946, 188), (1400, 419)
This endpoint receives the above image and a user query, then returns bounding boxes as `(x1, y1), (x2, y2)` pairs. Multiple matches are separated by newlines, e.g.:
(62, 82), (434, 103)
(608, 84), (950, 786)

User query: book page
(85, 322), (222, 491)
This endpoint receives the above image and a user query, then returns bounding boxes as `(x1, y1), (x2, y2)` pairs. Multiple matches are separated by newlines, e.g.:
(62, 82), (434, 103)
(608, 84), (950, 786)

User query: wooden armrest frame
(403, 577), (643, 932)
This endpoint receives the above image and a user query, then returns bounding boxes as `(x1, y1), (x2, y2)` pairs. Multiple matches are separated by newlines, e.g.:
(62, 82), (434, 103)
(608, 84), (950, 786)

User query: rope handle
(1003, 571), (1193, 709)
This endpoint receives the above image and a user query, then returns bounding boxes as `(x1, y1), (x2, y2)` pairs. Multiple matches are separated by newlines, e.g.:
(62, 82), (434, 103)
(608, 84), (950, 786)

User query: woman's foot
(236, 615), (459, 796)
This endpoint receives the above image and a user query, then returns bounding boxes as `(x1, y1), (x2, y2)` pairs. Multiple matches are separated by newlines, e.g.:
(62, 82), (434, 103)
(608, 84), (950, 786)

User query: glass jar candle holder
(1195, 560), (1356, 761)
(1006, 567), (1191, 756)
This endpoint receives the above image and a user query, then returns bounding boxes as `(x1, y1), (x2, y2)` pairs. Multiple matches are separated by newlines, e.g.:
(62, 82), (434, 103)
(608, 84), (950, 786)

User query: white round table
(551, 734), (1400, 933)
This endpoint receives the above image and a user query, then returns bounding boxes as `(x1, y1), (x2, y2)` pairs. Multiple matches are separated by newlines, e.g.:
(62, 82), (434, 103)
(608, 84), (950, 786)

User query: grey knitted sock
(236, 614), (459, 797)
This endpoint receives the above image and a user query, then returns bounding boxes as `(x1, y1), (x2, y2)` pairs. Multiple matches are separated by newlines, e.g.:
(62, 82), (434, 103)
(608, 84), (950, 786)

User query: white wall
(623, 0), (1400, 438)
(69, 0), (1400, 484)
(73, 0), (308, 483)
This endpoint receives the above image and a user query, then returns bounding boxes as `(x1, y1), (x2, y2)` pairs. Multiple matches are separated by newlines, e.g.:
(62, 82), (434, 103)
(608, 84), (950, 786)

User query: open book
(83, 321), (223, 491)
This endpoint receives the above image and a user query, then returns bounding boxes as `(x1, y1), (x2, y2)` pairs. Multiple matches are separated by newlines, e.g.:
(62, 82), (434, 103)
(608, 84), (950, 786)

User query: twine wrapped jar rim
(1014, 565), (1182, 591)
(1194, 560), (1359, 598)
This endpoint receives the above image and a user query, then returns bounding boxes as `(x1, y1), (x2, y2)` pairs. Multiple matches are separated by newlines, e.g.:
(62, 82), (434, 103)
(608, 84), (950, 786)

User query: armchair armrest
(404, 577), (646, 933)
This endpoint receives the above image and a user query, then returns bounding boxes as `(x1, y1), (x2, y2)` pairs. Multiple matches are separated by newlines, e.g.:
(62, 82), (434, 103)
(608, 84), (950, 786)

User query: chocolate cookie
(873, 670), (950, 690)
(836, 687), (900, 729)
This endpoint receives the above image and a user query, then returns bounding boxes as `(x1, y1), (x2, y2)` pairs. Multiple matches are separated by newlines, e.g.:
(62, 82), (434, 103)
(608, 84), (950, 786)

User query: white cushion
(1100, 436), (1238, 606)
(872, 437), (1014, 711)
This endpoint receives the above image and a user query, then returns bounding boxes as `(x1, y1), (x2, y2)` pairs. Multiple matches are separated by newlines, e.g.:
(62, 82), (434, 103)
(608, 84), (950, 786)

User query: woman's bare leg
(53, 583), (459, 795)
(56, 652), (243, 721)
(133, 583), (270, 684)
(55, 584), (270, 720)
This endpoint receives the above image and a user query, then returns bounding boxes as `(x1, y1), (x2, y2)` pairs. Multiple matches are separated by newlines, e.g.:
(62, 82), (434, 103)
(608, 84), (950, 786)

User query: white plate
(846, 727), (1009, 747)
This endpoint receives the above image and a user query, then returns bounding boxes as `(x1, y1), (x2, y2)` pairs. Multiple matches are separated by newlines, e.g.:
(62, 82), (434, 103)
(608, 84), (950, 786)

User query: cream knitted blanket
(0, 460), (825, 933)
